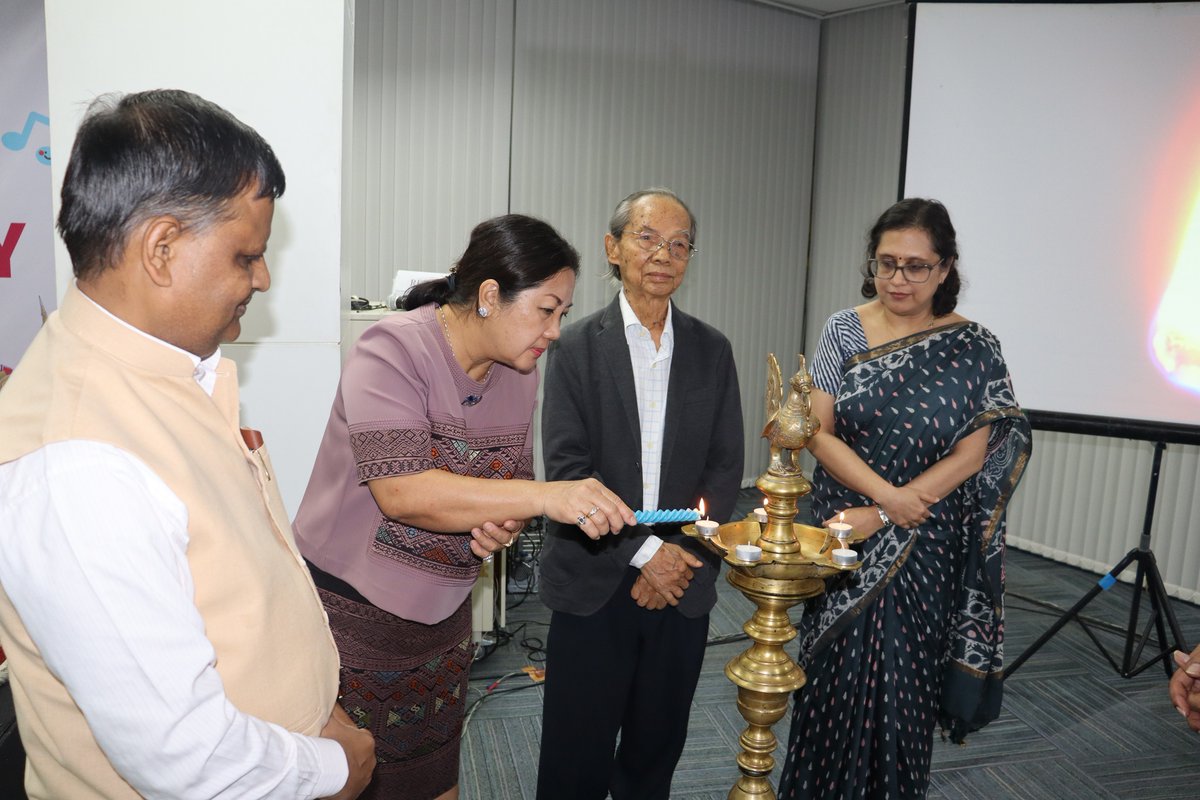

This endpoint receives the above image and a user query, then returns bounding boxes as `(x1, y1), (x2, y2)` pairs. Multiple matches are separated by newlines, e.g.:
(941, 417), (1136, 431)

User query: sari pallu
(781, 322), (1030, 797)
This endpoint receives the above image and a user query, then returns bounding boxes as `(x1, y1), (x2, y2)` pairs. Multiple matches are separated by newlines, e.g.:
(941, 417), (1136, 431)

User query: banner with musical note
(0, 0), (56, 380)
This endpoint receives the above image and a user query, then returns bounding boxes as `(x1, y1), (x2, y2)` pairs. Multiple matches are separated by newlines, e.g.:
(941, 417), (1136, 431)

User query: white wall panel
(797, 2), (907, 479)
(46, 0), (345, 346)
(803, 3), (908, 355)
(45, 0), (348, 518)
(510, 0), (821, 484)
(346, 0), (515, 302)
(225, 342), (343, 515)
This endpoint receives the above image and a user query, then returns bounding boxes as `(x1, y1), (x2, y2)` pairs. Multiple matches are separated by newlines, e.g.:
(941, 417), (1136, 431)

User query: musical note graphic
(1150, 176), (1200, 394)
(2, 111), (49, 152)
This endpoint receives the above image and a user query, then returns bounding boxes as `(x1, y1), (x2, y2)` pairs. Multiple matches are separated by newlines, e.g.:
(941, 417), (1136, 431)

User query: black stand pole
(1004, 440), (1188, 680)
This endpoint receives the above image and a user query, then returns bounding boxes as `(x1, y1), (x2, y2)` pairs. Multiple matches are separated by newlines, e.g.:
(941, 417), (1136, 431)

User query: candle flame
(699, 498), (707, 520)
(839, 511), (845, 523)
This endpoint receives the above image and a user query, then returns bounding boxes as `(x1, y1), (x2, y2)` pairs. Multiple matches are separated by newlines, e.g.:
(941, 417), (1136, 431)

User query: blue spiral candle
(634, 508), (700, 525)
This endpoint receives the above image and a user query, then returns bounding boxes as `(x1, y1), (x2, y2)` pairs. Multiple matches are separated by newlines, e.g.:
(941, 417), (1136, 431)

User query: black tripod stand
(1004, 439), (1188, 680)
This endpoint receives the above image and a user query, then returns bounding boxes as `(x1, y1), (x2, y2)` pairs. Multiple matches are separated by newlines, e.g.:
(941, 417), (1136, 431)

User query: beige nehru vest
(0, 285), (340, 799)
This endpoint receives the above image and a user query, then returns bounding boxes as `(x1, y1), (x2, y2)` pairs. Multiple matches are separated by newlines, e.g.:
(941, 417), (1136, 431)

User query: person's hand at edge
(320, 704), (375, 799)
(1170, 646), (1200, 733)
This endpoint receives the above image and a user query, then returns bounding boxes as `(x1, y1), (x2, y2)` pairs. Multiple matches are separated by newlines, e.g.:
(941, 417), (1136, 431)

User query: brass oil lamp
(684, 354), (861, 800)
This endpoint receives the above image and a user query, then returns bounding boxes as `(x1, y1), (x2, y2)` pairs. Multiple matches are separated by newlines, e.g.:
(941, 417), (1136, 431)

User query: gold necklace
(438, 305), (493, 383)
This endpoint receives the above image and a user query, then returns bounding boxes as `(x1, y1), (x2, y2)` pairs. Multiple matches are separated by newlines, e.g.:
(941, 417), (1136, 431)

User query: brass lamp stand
(684, 355), (860, 800)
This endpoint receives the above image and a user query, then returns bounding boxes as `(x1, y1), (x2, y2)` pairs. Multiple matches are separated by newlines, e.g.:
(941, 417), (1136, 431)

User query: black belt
(305, 559), (372, 606)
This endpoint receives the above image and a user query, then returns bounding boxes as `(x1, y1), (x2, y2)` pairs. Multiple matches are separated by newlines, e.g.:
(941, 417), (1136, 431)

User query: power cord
(506, 516), (545, 611)
(473, 621), (548, 669)
(461, 672), (537, 738)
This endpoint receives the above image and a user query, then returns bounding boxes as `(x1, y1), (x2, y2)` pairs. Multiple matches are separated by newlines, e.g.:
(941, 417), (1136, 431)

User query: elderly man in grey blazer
(535, 188), (744, 800)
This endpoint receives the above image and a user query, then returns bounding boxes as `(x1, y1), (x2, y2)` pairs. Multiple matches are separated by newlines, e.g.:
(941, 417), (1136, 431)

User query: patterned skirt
(317, 582), (474, 800)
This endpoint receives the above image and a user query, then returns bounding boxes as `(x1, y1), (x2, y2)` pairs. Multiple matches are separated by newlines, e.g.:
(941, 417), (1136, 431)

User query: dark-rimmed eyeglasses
(623, 229), (698, 261)
(867, 257), (944, 284)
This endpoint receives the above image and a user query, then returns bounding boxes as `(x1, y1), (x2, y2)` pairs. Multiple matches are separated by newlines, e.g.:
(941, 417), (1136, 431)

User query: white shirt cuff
(630, 535), (664, 568)
(304, 734), (351, 799)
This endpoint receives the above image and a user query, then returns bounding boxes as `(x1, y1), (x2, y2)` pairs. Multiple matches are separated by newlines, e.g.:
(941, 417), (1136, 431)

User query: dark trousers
(0, 683), (26, 799)
(535, 569), (709, 800)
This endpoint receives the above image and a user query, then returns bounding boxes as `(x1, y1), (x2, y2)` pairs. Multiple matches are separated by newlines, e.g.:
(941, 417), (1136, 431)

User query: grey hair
(606, 187), (697, 280)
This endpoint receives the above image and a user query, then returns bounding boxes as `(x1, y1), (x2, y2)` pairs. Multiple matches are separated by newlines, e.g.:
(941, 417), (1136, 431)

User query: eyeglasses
(867, 257), (944, 284)
(623, 229), (698, 261)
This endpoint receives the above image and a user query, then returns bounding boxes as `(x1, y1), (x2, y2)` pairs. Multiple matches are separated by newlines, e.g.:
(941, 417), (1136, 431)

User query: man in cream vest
(0, 90), (374, 799)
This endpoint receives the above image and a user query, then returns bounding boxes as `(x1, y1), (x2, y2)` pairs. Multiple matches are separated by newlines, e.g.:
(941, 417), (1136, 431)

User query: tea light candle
(828, 511), (852, 543)
(828, 521), (852, 540)
(735, 544), (762, 562)
(752, 507), (768, 524)
(694, 498), (717, 537)
(832, 548), (857, 566)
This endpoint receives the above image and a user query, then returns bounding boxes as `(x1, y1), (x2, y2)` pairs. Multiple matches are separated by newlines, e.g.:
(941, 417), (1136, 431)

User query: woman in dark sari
(780, 199), (1032, 798)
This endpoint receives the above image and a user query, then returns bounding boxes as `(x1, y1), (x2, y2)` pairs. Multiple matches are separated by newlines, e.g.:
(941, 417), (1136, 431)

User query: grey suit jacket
(538, 295), (744, 618)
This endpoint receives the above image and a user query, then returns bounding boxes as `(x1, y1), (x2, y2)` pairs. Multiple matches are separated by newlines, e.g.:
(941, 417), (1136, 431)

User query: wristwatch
(876, 506), (891, 526)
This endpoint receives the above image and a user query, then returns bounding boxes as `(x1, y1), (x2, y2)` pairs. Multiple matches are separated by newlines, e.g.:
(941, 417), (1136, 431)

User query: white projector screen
(905, 2), (1200, 428)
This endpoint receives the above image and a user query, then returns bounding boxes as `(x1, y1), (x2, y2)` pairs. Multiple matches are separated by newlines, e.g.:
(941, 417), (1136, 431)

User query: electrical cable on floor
(461, 671), (534, 738)
(472, 618), (549, 671)
(472, 523), (546, 667)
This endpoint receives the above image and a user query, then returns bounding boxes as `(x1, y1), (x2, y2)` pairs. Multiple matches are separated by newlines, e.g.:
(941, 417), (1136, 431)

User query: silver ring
(576, 515), (588, 526)
(587, 506), (599, 517)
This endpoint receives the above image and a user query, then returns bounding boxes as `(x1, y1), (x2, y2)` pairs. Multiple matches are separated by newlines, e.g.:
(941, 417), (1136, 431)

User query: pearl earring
(477, 307), (489, 318)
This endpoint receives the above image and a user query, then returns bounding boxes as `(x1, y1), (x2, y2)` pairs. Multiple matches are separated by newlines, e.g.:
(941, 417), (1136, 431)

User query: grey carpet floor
(460, 491), (1200, 799)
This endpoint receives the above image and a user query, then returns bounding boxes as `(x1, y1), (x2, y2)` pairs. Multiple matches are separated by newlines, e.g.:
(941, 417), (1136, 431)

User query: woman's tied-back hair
(860, 197), (962, 317)
(605, 188), (696, 280)
(402, 214), (580, 311)
(58, 89), (286, 281)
